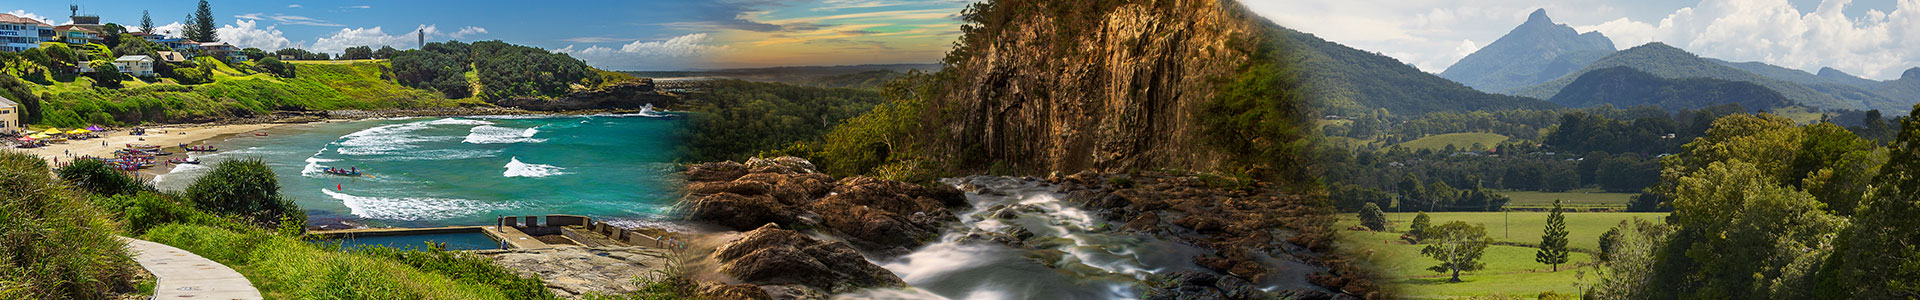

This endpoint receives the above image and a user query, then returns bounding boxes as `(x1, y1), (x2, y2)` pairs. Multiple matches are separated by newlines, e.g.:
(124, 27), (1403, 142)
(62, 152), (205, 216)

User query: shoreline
(13, 107), (651, 179)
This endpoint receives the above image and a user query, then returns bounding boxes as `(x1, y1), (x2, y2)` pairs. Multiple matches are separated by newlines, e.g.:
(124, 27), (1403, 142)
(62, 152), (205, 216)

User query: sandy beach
(14, 123), (287, 178)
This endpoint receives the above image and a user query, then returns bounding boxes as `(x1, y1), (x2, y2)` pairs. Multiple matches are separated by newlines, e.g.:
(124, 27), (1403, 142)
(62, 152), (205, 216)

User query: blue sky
(6, 0), (971, 71)
(1247, 0), (1920, 80)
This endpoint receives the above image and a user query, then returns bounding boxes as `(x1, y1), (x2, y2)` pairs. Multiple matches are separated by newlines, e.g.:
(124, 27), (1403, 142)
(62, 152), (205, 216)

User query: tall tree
(140, 10), (153, 33)
(188, 0), (217, 42)
(1816, 105), (1920, 298)
(1423, 221), (1490, 282)
(1536, 199), (1570, 271)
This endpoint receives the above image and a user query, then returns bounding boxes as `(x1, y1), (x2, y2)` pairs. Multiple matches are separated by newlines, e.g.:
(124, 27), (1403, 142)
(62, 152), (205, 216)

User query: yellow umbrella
(29, 133), (51, 139)
(68, 129), (90, 134)
(44, 128), (62, 134)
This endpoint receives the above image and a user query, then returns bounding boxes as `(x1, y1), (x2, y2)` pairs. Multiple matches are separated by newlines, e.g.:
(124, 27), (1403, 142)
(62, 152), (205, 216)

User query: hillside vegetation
(1549, 66), (1793, 111)
(1512, 43), (1906, 112)
(1278, 27), (1558, 117)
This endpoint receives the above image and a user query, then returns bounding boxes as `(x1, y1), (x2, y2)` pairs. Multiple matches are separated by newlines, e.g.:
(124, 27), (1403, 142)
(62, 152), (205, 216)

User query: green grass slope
(1394, 133), (1509, 151)
(17, 60), (481, 127)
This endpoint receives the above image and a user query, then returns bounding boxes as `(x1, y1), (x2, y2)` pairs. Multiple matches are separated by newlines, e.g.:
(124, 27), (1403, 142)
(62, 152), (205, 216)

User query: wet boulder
(687, 161), (749, 182)
(686, 180), (773, 196)
(808, 176), (957, 251)
(685, 193), (794, 230)
(713, 224), (907, 293)
(731, 172), (834, 206)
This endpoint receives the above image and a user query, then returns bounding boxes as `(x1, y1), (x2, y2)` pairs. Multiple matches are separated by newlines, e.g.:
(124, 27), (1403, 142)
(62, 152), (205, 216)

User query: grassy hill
(1394, 133), (1509, 151)
(1511, 43), (1907, 112)
(1276, 26), (1559, 117)
(7, 60), (475, 127)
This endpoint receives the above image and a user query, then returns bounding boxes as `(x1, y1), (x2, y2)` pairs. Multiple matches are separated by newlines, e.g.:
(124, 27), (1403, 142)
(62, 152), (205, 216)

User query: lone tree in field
(1536, 199), (1571, 271)
(1423, 221), (1490, 282)
(1408, 212), (1433, 243)
(1359, 202), (1389, 231)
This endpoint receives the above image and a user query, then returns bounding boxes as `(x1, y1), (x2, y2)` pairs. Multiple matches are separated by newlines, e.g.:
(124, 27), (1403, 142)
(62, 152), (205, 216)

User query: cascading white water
(841, 176), (1213, 300)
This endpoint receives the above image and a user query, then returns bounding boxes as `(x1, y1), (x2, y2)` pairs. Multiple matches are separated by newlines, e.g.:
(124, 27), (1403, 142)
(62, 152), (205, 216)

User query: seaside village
(0, 7), (246, 171)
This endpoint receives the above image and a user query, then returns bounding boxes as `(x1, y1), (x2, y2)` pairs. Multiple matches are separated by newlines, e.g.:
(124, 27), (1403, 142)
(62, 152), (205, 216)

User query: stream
(838, 176), (1216, 299)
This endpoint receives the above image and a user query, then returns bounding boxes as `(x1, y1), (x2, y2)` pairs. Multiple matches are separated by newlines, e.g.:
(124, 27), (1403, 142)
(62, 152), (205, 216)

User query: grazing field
(1337, 212), (1668, 298)
(1499, 189), (1636, 210)
(1394, 133), (1509, 151)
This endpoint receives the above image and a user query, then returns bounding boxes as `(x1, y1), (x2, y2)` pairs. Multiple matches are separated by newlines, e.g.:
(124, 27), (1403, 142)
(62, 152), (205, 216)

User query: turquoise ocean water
(154, 113), (684, 228)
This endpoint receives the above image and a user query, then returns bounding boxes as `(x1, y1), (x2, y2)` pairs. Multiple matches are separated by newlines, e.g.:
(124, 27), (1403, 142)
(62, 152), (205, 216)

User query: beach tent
(68, 129), (90, 134)
(29, 133), (51, 139)
(44, 128), (62, 135)
(85, 125), (103, 131)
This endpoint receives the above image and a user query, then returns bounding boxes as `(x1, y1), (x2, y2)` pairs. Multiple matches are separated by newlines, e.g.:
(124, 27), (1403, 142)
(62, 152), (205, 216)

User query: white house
(0, 13), (52, 52)
(0, 96), (19, 134)
(113, 55), (155, 77)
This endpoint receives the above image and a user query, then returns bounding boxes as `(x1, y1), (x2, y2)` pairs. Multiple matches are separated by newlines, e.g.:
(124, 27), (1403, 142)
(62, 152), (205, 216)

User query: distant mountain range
(1440, 9), (1615, 94)
(1274, 26), (1556, 116)
(1549, 66), (1791, 110)
(1434, 10), (1920, 113)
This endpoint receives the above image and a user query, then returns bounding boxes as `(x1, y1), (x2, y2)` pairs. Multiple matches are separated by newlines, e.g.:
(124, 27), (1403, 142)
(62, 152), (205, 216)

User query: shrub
(0, 151), (137, 299)
(144, 224), (531, 299)
(354, 246), (557, 300)
(185, 158), (304, 230)
(1358, 202), (1388, 231)
(57, 159), (148, 196)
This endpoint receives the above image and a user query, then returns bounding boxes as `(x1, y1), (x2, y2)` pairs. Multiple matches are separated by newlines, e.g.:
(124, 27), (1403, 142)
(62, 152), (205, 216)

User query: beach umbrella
(14, 136), (33, 141)
(85, 125), (103, 131)
(68, 129), (90, 134)
(29, 133), (51, 139)
(44, 128), (62, 134)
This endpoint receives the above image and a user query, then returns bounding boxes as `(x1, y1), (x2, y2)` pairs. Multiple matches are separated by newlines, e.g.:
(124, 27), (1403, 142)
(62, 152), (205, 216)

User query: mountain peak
(1817, 67), (1846, 77)
(1905, 67), (1920, 80)
(1526, 9), (1552, 25)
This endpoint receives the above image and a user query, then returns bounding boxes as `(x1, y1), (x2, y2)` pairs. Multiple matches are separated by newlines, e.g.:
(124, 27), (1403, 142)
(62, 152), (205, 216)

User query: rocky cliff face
(933, 0), (1272, 175)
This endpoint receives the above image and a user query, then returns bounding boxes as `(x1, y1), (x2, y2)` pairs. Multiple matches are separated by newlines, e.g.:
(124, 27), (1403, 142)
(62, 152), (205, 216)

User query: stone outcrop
(930, 0), (1273, 175)
(477, 246), (673, 298)
(711, 224), (907, 295)
(681, 157), (962, 253)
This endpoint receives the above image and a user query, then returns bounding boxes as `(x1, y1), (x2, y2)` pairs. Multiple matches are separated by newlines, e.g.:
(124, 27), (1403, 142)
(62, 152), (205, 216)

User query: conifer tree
(1536, 199), (1571, 271)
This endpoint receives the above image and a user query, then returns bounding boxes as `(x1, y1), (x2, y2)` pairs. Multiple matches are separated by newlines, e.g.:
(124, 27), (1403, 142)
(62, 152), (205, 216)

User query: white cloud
(234, 13), (341, 27)
(311, 25), (435, 54)
(451, 26), (488, 39)
(349, 5), (371, 9)
(288, 4), (302, 8)
(555, 33), (727, 71)
(152, 22), (186, 38)
(217, 20), (301, 50)
(1578, 0), (1920, 80)
(5, 10), (52, 24)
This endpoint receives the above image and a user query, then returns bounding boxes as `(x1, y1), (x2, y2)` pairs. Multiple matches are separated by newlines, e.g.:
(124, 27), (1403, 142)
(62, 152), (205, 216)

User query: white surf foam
(323, 189), (516, 221)
(462, 126), (546, 144)
(503, 157), (565, 178)
(334, 121), (457, 155)
(427, 118), (495, 126)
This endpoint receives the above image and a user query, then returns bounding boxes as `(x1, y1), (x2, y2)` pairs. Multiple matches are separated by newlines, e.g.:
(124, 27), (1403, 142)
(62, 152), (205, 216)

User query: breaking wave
(463, 126), (544, 144)
(503, 157), (565, 178)
(324, 189), (516, 221)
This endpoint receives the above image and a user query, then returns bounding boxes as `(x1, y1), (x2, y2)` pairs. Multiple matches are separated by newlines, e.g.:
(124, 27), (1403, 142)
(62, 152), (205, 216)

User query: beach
(16, 123), (287, 178)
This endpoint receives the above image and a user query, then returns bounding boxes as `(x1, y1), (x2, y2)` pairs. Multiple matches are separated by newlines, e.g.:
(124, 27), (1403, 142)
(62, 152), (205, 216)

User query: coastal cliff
(929, 0), (1306, 177)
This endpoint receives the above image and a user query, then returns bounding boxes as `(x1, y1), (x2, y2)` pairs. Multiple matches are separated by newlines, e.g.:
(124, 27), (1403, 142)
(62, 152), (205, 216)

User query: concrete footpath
(120, 237), (264, 300)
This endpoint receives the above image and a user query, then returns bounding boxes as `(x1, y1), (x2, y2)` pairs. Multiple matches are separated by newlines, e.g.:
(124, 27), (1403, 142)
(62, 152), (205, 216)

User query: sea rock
(713, 224), (907, 293)
(685, 193), (794, 230)
(759, 284), (829, 300)
(686, 161), (749, 182)
(745, 156), (818, 174)
(685, 180), (773, 196)
(698, 282), (773, 300)
(735, 172), (834, 206)
(808, 176), (958, 251)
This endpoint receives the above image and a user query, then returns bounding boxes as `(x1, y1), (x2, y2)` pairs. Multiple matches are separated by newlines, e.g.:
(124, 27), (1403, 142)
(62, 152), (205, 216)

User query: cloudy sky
(8, 0), (970, 71)
(1246, 0), (1920, 80)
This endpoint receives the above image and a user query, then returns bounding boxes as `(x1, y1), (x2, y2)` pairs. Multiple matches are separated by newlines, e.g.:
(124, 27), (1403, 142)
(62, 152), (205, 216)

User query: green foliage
(1197, 47), (1313, 182)
(809, 70), (939, 178)
(1409, 212), (1432, 242)
(1816, 105), (1920, 298)
(472, 40), (596, 99)
(352, 245), (558, 300)
(187, 0), (217, 42)
(1358, 202), (1388, 231)
(0, 74), (44, 124)
(1597, 226), (1621, 262)
(1648, 160), (1842, 299)
(1274, 27), (1556, 116)
(254, 57), (295, 78)
(56, 159), (147, 196)
(678, 79), (886, 164)
(0, 151), (138, 299)
(1534, 200), (1570, 271)
(184, 158), (304, 230)
(100, 192), (233, 234)
(89, 60), (124, 88)
(1422, 221), (1491, 282)
(342, 46), (374, 60)
(390, 49), (472, 98)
